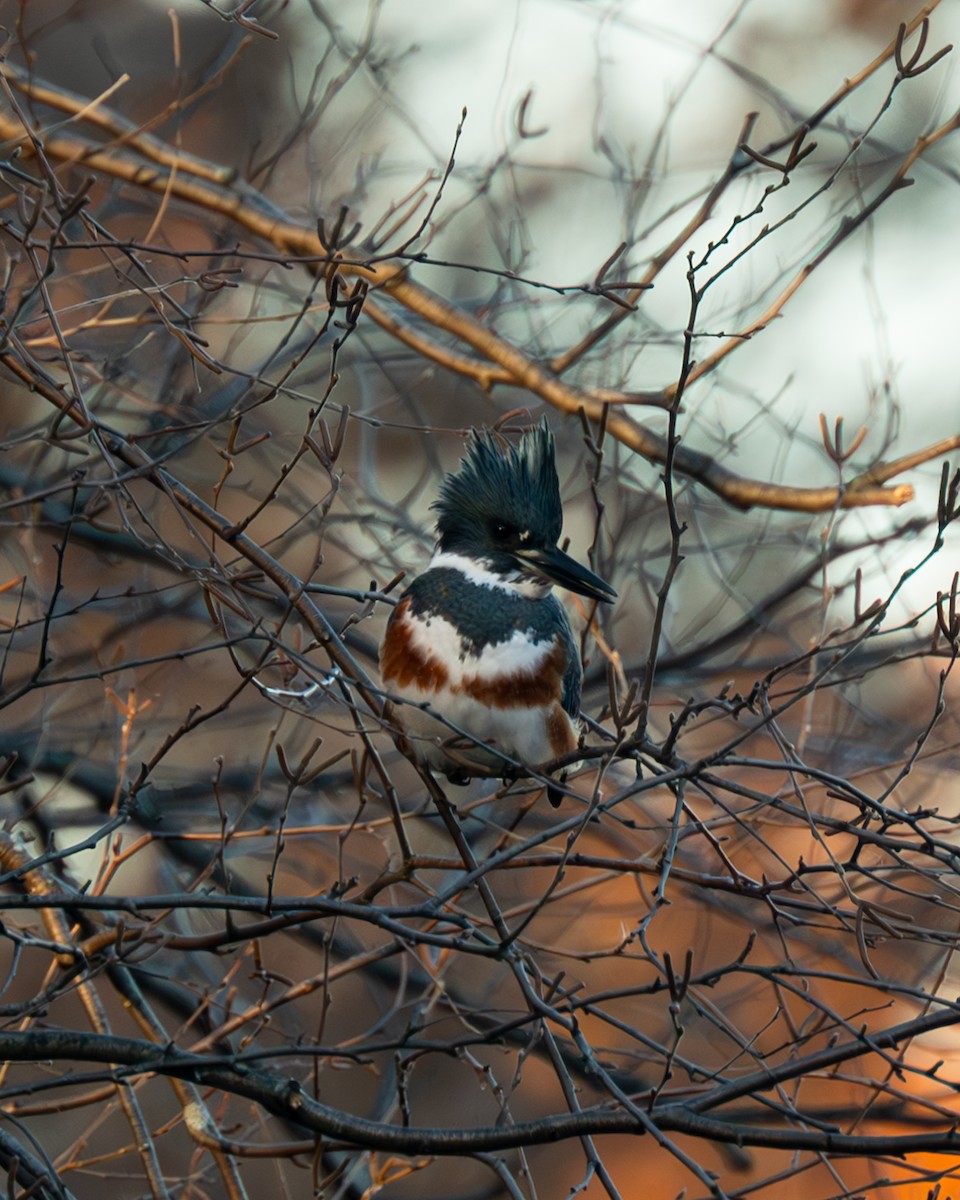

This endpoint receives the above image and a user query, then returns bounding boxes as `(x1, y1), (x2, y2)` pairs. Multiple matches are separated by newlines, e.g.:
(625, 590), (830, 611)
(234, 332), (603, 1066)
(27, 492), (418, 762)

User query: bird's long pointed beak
(514, 544), (617, 602)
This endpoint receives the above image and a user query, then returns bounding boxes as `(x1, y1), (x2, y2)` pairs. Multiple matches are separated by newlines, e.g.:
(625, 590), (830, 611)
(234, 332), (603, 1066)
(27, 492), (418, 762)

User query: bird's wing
(557, 616), (583, 718)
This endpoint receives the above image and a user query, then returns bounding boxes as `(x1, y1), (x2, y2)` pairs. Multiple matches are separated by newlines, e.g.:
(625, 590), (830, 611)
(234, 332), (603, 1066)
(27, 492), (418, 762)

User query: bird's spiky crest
(432, 418), (562, 553)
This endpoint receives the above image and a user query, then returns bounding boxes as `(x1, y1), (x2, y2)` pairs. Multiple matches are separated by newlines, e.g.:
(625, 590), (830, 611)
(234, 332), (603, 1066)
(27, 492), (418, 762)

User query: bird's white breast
(402, 606), (551, 687)
(385, 605), (578, 775)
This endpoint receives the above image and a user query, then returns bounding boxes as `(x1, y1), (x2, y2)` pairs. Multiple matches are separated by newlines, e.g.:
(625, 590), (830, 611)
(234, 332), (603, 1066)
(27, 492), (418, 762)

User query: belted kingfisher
(379, 418), (616, 804)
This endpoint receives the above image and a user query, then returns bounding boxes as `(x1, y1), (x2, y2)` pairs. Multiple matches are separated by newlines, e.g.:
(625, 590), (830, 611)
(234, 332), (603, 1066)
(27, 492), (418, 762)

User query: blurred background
(1, 1), (959, 1197)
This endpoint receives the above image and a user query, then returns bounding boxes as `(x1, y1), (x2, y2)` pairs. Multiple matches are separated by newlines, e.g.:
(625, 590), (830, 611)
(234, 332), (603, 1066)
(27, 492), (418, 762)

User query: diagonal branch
(0, 63), (955, 511)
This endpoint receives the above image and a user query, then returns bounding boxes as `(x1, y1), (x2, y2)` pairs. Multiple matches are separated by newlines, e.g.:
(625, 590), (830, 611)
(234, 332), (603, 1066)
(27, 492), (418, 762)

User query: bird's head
(432, 419), (617, 603)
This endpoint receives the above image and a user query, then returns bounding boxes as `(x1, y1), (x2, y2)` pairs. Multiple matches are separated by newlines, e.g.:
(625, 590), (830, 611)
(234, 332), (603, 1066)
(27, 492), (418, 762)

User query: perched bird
(379, 419), (616, 804)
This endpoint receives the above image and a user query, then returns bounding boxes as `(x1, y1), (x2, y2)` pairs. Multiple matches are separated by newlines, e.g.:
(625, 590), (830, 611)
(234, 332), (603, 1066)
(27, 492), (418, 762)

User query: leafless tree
(1, 3), (959, 1198)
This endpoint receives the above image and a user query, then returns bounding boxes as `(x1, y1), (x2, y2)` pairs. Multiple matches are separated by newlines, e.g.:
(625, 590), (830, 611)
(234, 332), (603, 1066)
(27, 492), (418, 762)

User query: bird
(379, 418), (616, 805)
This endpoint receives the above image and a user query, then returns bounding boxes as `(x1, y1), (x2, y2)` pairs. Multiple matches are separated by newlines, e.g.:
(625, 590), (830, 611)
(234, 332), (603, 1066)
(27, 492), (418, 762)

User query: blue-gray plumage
(399, 565), (584, 716)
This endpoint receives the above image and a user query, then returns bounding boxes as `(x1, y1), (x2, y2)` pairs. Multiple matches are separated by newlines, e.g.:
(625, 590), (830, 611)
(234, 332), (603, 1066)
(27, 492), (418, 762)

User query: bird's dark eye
(491, 520), (516, 541)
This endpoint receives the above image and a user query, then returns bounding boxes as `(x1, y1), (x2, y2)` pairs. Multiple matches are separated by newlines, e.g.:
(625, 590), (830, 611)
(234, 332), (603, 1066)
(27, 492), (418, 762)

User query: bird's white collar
(428, 551), (552, 600)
